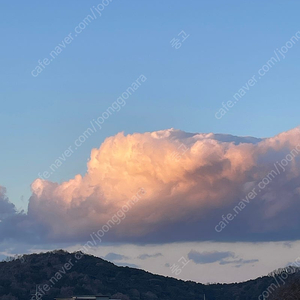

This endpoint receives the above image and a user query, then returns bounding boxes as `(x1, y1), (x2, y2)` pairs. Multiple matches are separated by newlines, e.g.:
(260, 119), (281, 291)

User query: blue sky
(1, 1), (300, 214)
(2, 1), (300, 284)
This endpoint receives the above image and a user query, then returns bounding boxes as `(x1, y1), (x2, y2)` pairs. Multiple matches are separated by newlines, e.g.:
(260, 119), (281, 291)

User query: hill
(0, 250), (299, 300)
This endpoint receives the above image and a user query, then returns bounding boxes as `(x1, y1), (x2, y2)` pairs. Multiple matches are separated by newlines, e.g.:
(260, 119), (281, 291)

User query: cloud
(188, 250), (258, 268)
(0, 186), (16, 219)
(0, 187), (34, 244)
(116, 262), (139, 268)
(3, 127), (300, 244)
(188, 250), (234, 264)
(137, 253), (162, 260)
(219, 258), (259, 267)
(0, 219), (46, 245)
(104, 252), (128, 261)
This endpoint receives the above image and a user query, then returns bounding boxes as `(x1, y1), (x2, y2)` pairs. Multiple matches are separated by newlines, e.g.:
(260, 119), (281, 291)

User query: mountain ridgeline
(0, 250), (299, 300)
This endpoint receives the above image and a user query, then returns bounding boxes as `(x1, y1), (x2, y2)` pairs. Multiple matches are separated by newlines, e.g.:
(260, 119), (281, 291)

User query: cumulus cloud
(0, 187), (32, 243)
(0, 187), (50, 247)
(0, 186), (16, 220)
(3, 127), (300, 244)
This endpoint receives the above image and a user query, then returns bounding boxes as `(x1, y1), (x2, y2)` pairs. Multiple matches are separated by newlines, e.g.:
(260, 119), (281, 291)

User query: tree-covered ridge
(0, 250), (299, 300)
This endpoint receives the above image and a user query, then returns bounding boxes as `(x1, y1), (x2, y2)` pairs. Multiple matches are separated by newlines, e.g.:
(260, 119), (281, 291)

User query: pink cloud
(7, 126), (300, 243)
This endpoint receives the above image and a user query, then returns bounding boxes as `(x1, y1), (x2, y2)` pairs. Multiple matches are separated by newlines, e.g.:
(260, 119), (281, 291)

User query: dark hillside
(0, 250), (299, 300)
